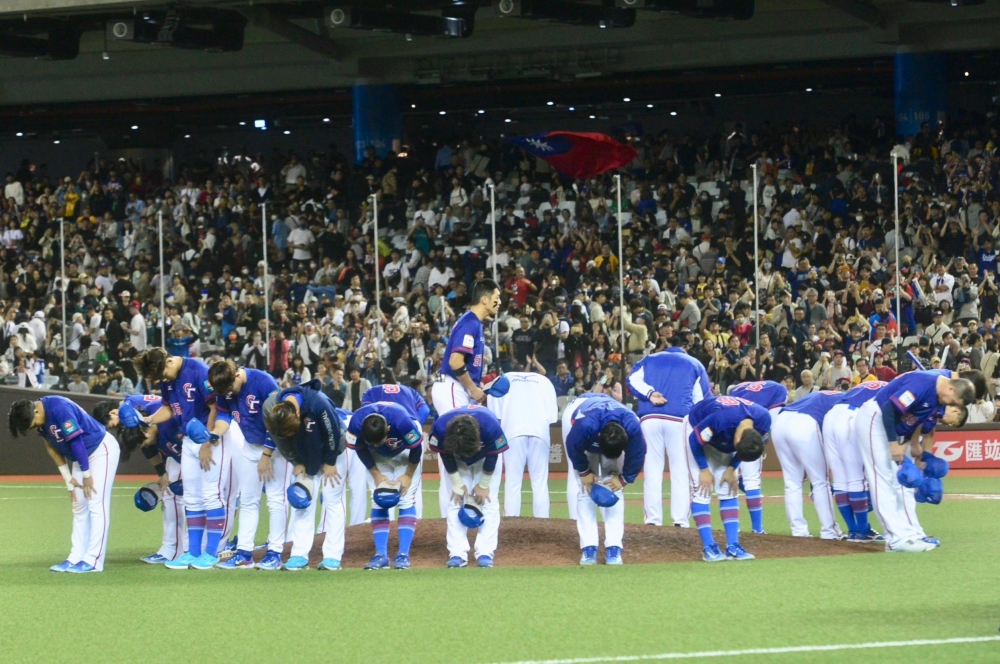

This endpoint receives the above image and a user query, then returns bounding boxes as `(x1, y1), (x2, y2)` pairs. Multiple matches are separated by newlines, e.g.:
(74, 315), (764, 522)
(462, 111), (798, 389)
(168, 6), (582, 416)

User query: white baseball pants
(686, 442), (740, 503)
(572, 451), (626, 549)
(232, 422), (291, 554)
(180, 430), (235, 555)
(503, 435), (550, 518)
(640, 415), (690, 527)
(287, 451), (349, 561)
(432, 375), (472, 518)
(345, 449), (370, 526)
(67, 433), (120, 571)
(364, 448), (423, 511)
(156, 456), (187, 560)
(771, 410), (841, 539)
(442, 455), (503, 559)
(561, 398), (585, 520)
(822, 404), (867, 493)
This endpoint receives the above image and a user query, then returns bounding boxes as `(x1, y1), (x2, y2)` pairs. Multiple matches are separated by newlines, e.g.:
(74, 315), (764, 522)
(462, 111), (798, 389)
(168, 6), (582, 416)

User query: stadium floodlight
(254, 119), (267, 129)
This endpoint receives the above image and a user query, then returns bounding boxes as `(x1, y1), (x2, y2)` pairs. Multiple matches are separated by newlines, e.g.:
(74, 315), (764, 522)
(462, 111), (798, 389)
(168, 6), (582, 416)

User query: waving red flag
(508, 132), (638, 179)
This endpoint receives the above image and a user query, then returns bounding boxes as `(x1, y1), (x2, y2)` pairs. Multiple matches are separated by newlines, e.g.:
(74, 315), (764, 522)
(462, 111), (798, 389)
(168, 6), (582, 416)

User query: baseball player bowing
(686, 395), (769, 562)
(346, 401), (424, 570)
(429, 405), (508, 568)
(95, 398), (187, 564)
(852, 371), (972, 552)
(728, 381), (787, 534)
(9, 396), (120, 573)
(263, 379), (348, 571)
(628, 344), (710, 528)
(563, 393), (646, 566)
(208, 360), (288, 571)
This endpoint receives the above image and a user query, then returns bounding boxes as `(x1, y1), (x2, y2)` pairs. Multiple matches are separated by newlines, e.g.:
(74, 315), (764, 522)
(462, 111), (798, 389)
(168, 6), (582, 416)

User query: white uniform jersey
(487, 372), (559, 439)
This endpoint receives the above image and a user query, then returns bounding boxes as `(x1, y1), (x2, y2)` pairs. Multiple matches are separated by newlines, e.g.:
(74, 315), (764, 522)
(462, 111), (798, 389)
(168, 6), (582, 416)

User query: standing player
(686, 395), (770, 562)
(264, 379), (348, 571)
(728, 380), (786, 534)
(430, 279), (501, 516)
(429, 405), (508, 568)
(487, 370), (558, 518)
(769, 391), (845, 539)
(346, 401), (424, 570)
(852, 371), (973, 552)
(628, 343), (710, 527)
(207, 360), (287, 571)
(563, 394), (646, 565)
(9, 396), (120, 573)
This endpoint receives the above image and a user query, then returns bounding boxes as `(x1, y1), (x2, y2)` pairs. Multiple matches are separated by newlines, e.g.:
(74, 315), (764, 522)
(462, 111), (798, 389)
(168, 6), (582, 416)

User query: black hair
(361, 413), (388, 446)
(735, 429), (765, 462)
(92, 402), (116, 427)
(471, 279), (500, 306)
(958, 370), (987, 401)
(953, 405), (969, 428)
(208, 359), (239, 395)
(443, 415), (482, 458)
(118, 425), (148, 462)
(597, 422), (627, 459)
(8, 399), (35, 437)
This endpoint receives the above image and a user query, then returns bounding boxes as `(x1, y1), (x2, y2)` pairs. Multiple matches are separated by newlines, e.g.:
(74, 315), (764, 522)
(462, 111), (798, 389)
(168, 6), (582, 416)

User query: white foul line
(488, 636), (1000, 664)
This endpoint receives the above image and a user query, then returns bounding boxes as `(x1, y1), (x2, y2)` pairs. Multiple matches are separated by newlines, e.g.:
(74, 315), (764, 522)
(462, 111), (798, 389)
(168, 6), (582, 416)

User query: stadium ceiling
(0, 0), (999, 106)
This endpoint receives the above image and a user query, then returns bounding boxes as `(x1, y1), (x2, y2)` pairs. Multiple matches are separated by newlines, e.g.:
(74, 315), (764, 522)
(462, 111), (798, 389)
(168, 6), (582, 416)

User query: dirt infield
(277, 518), (882, 569)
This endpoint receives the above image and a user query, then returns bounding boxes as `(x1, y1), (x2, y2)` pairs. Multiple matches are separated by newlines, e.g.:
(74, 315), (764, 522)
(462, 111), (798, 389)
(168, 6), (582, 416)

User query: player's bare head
(735, 428), (766, 462)
(597, 422), (627, 459)
(443, 415), (482, 458)
(942, 405), (968, 428)
(8, 399), (36, 437)
(472, 279), (501, 315)
(958, 370), (986, 401)
(945, 378), (976, 406)
(92, 402), (117, 428)
(208, 360), (239, 395)
(264, 401), (300, 439)
(134, 347), (169, 383)
(118, 424), (151, 462)
(361, 413), (388, 446)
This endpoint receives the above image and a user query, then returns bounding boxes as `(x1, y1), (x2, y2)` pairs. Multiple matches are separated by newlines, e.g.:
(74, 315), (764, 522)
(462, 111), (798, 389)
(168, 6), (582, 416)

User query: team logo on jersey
(304, 418), (314, 432)
(700, 427), (713, 442)
(246, 395), (260, 414)
(404, 430), (420, 444)
(183, 383), (196, 402)
(49, 425), (63, 442)
(385, 437), (403, 451)
(63, 420), (78, 434)
(898, 391), (915, 408)
(495, 435), (506, 449)
(462, 334), (475, 349)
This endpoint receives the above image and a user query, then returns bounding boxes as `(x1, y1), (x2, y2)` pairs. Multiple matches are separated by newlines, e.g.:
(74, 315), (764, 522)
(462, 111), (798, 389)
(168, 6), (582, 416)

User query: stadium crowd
(1, 105), (999, 421)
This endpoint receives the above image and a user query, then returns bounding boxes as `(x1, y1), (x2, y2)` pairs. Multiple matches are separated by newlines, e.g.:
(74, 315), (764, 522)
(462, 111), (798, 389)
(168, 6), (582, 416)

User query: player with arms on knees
(263, 379), (347, 571)
(430, 279), (501, 516)
(628, 340), (710, 528)
(728, 380), (787, 534)
(563, 393), (646, 565)
(347, 401), (424, 570)
(9, 396), (120, 573)
(429, 405), (508, 568)
(687, 395), (770, 562)
(208, 360), (287, 570)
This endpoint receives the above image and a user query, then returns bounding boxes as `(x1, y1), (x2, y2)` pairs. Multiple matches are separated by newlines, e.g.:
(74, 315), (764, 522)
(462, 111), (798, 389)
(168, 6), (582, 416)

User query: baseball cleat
(702, 543), (726, 562)
(579, 546), (598, 565)
(256, 551), (283, 571)
(922, 536), (941, 548)
(140, 553), (169, 565)
(477, 555), (494, 568)
(216, 551), (255, 569)
(253, 542), (269, 552)
(66, 561), (97, 573)
(393, 553), (411, 570)
(752, 530), (768, 535)
(725, 544), (755, 561)
(282, 556), (309, 571)
(318, 558), (342, 571)
(605, 546), (623, 565)
(886, 538), (937, 553)
(365, 554), (391, 570)
(848, 530), (886, 543)
(50, 560), (74, 573)
(164, 552), (197, 570)
(446, 556), (468, 568)
(190, 553), (220, 570)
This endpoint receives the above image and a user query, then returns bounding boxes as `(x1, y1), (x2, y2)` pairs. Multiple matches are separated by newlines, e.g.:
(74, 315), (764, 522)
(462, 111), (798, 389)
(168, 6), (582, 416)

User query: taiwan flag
(507, 132), (638, 180)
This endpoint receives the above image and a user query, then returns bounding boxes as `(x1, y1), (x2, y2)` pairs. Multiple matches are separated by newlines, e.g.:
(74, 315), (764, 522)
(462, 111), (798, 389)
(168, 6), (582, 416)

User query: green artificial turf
(1, 477), (998, 664)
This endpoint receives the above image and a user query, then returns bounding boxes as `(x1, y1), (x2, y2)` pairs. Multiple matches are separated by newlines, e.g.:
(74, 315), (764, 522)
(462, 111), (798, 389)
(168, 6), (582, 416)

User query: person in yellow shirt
(850, 357), (878, 386)
(593, 244), (619, 273)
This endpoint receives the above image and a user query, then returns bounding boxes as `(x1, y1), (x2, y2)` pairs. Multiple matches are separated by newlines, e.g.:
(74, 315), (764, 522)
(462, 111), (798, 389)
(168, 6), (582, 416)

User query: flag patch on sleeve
(405, 431), (421, 444)
(63, 420), (78, 434)
(462, 334), (475, 349)
(898, 391), (915, 408)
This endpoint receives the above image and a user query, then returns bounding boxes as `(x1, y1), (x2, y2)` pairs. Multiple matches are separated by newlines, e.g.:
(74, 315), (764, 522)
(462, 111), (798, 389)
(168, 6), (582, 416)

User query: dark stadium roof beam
(814, 0), (886, 27)
(239, 6), (346, 61)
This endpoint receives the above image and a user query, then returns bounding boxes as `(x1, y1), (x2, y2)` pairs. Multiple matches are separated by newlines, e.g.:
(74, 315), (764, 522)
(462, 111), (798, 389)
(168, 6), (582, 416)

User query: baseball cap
(934, 310), (943, 317)
(129, 300), (140, 309)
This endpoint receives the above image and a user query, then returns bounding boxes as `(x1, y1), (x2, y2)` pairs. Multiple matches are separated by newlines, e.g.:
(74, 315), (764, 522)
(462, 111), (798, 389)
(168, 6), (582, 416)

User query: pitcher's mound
(282, 518), (879, 569)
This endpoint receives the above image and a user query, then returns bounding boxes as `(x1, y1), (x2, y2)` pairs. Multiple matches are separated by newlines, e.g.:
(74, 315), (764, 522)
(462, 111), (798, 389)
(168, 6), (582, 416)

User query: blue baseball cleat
(164, 552), (197, 570)
(446, 556), (468, 568)
(702, 543), (726, 562)
(256, 551), (283, 571)
(393, 553), (411, 570)
(216, 550), (254, 569)
(223, 537), (237, 553)
(253, 541), (269, 552)
(605, 546), (623, 565)
(725, 543), (755, 561)
(477, 555), (494, 568)
(365, 554), (391, 570)
(66, 561), (97, 573)
(318, 558), (341, 571)
(282, 556), (309, 571)
(922, 536), (941, 548)
(579, 546), (598, 565)
(140, 553), (168, 565)
(50, 560), (73, 573)
(190, 553), (220, 570)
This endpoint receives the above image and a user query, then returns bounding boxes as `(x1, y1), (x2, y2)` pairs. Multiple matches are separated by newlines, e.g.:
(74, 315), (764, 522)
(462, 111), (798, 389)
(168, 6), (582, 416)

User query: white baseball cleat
(886, 538), (937, 553)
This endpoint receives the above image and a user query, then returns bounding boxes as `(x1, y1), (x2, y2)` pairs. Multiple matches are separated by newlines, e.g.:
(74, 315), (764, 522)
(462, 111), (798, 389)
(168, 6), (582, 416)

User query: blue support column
(894, 52), (946, 138)
(352, 84), (402, 164)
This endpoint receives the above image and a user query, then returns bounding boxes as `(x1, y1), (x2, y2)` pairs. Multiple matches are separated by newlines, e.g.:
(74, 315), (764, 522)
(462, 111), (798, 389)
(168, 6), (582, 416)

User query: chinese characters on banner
(932, 430), (1000, 469)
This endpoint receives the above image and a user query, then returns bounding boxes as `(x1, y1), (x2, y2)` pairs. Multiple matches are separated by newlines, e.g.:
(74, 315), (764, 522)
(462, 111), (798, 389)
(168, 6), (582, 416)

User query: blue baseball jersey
(336, 408), (352, 429)
(628, 348), (711, 419)
(38, 396), (107, 471)
(780, 391), (844, 428)
(123, 394), (163, 418)
(362, 384), (430, 423)
(564, 396), (646, 484)
(160, 358), (215, 429)
(429, 405), (508, 466)
(730, 381), (788, 410)
(215, 368), (280, 448)
(687, 396), (772, 470)
(346, 402), (423, 459)
(156, 416), (184, 462)
(875, 371), (943, 437)
(840, 380), (888, 408)
(440, 310), (486, 385)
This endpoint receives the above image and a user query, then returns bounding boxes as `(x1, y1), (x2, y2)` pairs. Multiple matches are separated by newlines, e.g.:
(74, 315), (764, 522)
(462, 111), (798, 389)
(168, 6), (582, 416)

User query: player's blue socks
(691, 502), (715, 547)
(719, 498), (740, 546)
(204, 508), (226, 557)
(397, 506), (417, 555)
(744, 488), (763, 532)
(848, 492), (870, 533)
(371, 507), (390, 556)
(187, 510), (206, 557)
(834, 491), (857, 532)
